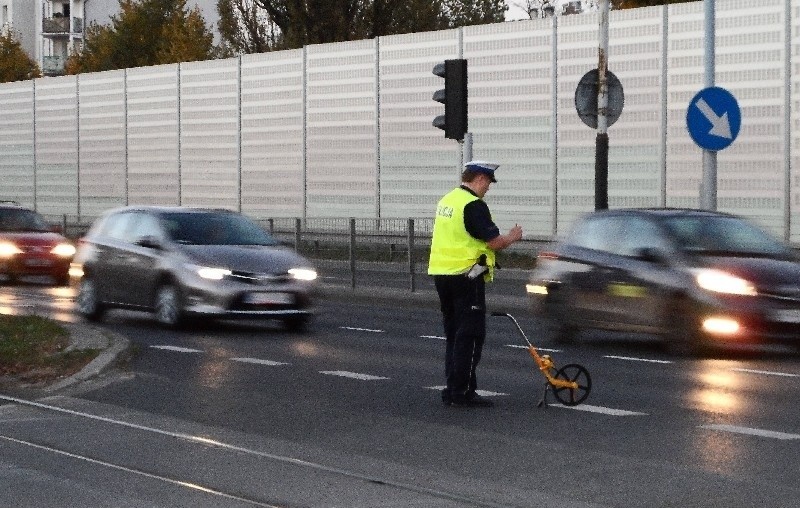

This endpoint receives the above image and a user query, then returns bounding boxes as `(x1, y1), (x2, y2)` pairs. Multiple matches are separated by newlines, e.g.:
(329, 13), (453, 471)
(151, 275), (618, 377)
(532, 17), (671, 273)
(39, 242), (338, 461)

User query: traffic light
(432, 59), (468, 141)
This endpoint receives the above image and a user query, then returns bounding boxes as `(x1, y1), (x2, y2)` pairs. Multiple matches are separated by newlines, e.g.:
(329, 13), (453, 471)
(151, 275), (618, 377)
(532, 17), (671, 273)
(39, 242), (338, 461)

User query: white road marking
(730, 368), (799, 378)
(150, 345), (204, 353)
(506, 344), (562, 353)
(0, 395), (494, 508)
(231, 357), (289, 366)
(421, 335), (446, 340)
(320, 370), (388, 381)
(425, 386), (508, 397)
(701, 424), (800, 440)
(339, 326), (384, 333)
(603, 355), (673, 364)
(0, 435), (279, 507)
(554, 404), (648, 416)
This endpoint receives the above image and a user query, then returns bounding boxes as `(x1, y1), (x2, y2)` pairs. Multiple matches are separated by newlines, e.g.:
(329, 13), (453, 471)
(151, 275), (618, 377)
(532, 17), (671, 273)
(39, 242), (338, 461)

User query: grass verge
(0, 315), (99, 385)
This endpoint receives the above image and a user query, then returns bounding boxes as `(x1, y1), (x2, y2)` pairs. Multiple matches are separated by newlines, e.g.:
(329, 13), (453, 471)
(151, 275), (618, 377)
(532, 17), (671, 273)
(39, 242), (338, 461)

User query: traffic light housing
(432, 59), (468, 141)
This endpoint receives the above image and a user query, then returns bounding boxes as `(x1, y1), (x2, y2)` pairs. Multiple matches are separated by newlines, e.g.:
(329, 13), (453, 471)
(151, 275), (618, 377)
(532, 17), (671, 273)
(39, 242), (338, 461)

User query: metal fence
(48, 214), (544, 292)
(3, 0), (799, 242)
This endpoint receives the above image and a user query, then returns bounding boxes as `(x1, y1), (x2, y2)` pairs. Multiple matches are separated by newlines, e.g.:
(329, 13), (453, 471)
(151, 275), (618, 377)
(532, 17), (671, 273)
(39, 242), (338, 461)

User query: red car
(0, 202), (76, 286)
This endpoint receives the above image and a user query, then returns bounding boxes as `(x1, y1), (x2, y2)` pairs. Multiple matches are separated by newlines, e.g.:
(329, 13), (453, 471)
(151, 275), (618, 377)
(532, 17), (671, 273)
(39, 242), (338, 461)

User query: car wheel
(283, 315), (309, 333)
(551, 320), (579, 344)
(154, 284), (185, 328)
(543, 291), (578, 344)
(666, 298), (704, 357)
(77, 277), (105, 321)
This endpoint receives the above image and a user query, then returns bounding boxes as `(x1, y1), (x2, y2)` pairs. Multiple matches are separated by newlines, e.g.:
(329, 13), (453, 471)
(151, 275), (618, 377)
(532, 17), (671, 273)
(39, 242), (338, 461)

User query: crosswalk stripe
(730, 368), (799, 378)
(604, 355), (672, 364)
(320, 371), (388, 381)
(150, 345), (204, 353)
(424, 386), (508, 397)
(701, 424), (800, 440)
(231, 358), (289, 366)
(554, 404), (648, 416)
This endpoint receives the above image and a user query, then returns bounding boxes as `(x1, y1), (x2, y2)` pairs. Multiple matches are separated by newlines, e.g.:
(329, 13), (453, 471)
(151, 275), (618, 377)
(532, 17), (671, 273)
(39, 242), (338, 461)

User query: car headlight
(51, 242), (76, 257)
(289, 268), (317, 281)
(692, 268), (757, 296)
(0, 242), (23, 258)
(195, 266), (233, 280)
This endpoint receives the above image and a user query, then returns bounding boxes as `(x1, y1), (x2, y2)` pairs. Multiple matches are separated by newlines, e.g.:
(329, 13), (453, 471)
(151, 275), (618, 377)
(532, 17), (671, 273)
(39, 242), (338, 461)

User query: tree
(217, 0), (282, 54)
(65, 0), (216, 74)
(445, 0), (507, 27)
(218, 0), (504, 55)
(0, 30), (42, 83)
(157, 5), (215, 63)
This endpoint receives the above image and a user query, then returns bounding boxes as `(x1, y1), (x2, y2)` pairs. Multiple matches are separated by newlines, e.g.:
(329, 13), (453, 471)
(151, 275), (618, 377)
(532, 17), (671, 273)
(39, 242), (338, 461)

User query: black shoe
(441, 390), (453, 406)
(450, 393), (494, 408)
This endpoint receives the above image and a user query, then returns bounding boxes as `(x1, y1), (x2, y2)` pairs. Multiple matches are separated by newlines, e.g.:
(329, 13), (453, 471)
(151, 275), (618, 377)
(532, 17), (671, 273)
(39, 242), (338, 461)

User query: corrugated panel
(240, 50), (304, 218)
(0, 81), (34, 206)
(35, 76), (78, 217)
(464, 20), (555, 236)
(607, 6), (663, 210)
(126, 64), (179, 206)
(666, 1), (704, 209)
(378, 28), (461, 219)
(306, 39), (377, 218)
(180, 58), (239, 209)
(792, 0), (800, 242)
(557, 12), (598, 234)
(78, 70), (126, 219)
(716, 0), (786, 237)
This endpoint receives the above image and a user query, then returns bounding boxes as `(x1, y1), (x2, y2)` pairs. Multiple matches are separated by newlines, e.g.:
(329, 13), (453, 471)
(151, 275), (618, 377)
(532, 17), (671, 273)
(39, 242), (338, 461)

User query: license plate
(244, 292), (294, 305)
(24, 258), (53, 267)
(770, 309), (800, 323)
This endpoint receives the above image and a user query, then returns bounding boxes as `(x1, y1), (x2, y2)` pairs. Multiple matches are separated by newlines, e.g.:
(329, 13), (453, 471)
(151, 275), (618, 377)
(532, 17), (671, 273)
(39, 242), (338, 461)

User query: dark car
(0, 202), (76, 285)
(528, 208), (800, 354)
(72, 206), (317, 330)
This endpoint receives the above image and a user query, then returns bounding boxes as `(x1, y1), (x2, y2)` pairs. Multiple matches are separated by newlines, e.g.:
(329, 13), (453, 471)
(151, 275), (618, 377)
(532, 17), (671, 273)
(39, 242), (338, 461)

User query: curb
(46, 326), (131, 393)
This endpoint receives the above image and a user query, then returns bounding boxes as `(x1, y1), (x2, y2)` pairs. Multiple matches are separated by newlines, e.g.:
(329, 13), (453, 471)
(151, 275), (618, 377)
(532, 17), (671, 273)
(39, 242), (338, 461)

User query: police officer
(428, 161), (523, 407)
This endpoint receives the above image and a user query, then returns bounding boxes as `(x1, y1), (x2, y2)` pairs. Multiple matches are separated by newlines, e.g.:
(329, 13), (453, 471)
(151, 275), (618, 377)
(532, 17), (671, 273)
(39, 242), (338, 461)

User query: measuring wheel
(551, 363), (592, 406)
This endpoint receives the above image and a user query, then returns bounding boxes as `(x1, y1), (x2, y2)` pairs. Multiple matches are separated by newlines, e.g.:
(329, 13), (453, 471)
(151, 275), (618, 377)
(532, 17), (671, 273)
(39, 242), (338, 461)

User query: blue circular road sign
(686, 86), (741, 151)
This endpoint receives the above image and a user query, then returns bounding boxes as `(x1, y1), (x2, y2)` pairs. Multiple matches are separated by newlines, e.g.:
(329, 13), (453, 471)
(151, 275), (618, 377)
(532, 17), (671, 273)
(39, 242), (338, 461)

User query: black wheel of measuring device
(552, 363), (591, 406)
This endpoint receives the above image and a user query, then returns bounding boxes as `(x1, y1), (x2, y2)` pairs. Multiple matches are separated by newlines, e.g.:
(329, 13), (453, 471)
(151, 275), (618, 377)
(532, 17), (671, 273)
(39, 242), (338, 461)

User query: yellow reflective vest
(428, 187), (496, 282)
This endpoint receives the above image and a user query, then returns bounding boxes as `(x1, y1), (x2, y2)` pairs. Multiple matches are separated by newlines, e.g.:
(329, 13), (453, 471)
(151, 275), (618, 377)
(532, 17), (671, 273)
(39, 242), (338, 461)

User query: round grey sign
(575, 69), (624, 129)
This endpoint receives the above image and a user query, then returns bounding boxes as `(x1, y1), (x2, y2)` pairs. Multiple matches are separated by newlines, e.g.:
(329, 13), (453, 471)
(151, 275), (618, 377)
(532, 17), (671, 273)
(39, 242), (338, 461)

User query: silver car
(72, 206), (317, 330)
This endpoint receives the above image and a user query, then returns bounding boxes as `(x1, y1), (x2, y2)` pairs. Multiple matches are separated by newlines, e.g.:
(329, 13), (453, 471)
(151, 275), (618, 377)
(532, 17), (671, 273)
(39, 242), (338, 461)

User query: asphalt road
(2, 278), (800, 507)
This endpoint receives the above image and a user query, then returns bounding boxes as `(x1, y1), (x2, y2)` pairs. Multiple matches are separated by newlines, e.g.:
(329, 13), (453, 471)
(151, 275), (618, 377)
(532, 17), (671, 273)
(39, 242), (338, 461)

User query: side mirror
(137, 235), (163, 250)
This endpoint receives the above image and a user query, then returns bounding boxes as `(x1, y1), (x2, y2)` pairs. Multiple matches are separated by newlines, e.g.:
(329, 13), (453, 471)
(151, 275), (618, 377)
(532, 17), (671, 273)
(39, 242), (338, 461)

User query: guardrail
(51, 215), (548, 292)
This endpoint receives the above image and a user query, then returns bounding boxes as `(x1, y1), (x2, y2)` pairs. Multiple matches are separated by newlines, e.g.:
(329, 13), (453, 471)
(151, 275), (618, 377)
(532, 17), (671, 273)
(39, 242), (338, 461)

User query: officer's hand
(509, 224), (522, 242)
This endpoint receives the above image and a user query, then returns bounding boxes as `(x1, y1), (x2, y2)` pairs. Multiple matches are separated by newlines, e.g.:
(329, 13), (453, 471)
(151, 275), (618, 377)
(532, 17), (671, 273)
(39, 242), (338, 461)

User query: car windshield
(0, 208), (52, 233)
(662, 215), (789, 257)
(159, 211), (279, 246)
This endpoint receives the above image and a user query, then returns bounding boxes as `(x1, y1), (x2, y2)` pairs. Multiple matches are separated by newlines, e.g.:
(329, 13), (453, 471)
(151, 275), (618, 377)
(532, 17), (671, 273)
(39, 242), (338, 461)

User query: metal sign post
(701, 0), (716, 210)
(595, 0), (610, 211)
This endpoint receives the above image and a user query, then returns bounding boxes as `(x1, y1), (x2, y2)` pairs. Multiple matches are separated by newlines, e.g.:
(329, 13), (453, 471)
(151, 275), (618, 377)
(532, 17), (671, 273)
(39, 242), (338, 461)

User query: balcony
(42, 16), (69, 34)
(42, 55), (66, 76)
(42, 16), (82, 36)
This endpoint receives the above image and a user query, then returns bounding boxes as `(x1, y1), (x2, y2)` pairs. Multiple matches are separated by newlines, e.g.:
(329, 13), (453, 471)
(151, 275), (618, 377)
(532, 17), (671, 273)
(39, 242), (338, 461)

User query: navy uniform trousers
(433, 273), (487, 401)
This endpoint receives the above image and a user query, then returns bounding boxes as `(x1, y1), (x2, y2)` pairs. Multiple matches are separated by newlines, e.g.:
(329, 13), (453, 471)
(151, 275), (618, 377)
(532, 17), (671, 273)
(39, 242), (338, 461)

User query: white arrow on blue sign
(686, 86), (741, 151)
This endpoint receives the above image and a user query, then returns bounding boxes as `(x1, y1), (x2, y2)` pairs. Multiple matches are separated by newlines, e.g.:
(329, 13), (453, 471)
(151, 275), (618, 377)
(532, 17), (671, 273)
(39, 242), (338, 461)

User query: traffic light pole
(462, 133), (473, 165)
(595, 0), (609, 211)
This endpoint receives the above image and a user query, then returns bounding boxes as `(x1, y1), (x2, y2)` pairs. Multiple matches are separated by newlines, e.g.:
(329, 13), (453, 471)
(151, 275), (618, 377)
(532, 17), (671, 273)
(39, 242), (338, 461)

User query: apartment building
(1, 0), (216, 77)
(0, 0), (86, 76)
